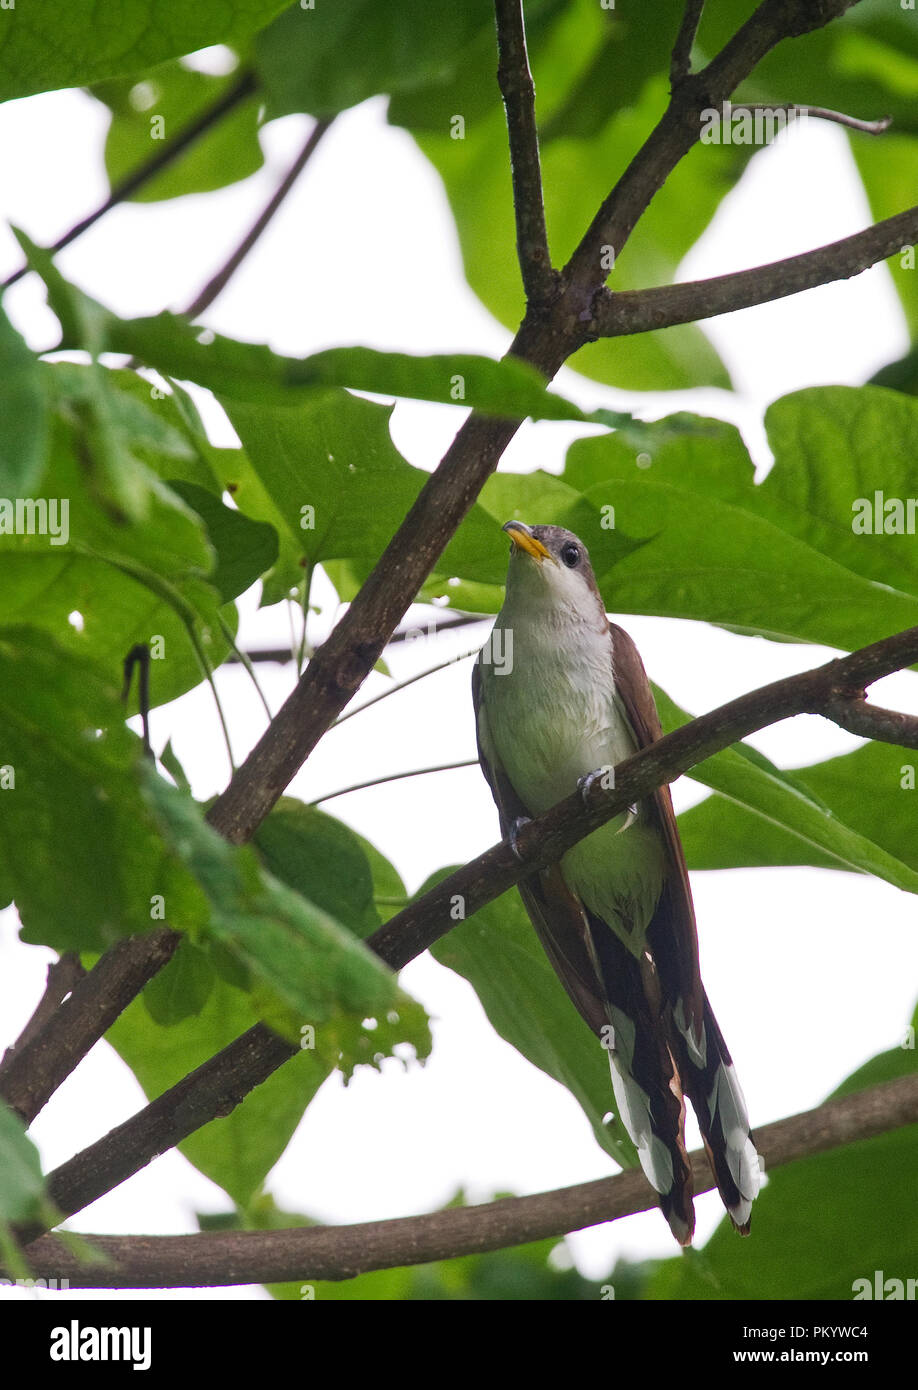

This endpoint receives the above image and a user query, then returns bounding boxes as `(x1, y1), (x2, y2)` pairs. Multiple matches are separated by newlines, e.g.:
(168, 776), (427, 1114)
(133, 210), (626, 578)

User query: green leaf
(0, 1101), (48, 1225)
(425, 871), (637, 1170)
(0, 301), (48, 495)
(0, 627), (208, 952)
(677, 740), (918, 880)
(563, 392), (918, 650)
(142, 938), (215, 1025)
(652, 683), (918, 897)
(143, 770), (431, 1073)
(0, 1), (291, 101)
(167, 480), (278, 603)
(1, 368), (233, 710)
(95, 59), (263, 202)
(253, 799), (383, 938)
(106, 965), (331, 1208)
(17, 238), (595, 423)
(222, 390), (507, 599)
(255, 0), (494, 118)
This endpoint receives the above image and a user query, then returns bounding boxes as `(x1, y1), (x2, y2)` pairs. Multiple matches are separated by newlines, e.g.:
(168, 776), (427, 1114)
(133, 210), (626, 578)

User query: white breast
(477, 599), (665, 945)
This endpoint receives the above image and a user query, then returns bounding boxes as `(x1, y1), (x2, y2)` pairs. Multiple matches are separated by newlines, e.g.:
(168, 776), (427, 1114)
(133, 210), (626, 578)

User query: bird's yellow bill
(503, 521), (552, 563)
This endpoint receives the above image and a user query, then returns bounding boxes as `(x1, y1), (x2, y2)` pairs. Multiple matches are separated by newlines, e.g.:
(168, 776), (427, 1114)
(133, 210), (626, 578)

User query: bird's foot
(508, 816), (532, 862)
(577, 768), (637, 831)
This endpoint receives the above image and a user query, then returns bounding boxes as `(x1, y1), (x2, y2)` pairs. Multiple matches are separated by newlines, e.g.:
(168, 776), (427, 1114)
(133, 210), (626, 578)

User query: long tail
(587, 914), (696, 1245)
(673, 991), (762, 1233)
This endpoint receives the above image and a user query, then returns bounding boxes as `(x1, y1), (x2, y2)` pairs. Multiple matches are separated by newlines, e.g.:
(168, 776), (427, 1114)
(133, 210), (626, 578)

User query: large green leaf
(222, 389), (507, 602)
(563, 389), (918, 650)
(143, 771), (431, 1070)
(106, 962), (331, 1209)
(652, 685), (918, 897)
(640, 1016), (918, 1299)
(677, 739), (918, 878)
(255, 0), (494, 119)
(0, 627), (207, 952)
(1, 365), (235, 710)
(0, 0), (291, 101)
(425, 872), (638, 1170)
(95, 59), (263, 202)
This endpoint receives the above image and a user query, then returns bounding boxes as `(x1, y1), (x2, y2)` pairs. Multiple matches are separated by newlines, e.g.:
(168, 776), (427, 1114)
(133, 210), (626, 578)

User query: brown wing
(609, 622), (704, 1048)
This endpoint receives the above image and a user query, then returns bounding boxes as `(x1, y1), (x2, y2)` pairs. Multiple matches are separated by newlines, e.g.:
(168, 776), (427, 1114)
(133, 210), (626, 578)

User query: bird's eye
(560, 542), (580, 568)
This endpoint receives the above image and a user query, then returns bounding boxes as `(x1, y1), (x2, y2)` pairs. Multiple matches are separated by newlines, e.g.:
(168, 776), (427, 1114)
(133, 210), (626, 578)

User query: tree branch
(0, 955), (84, 1080)
(13, 625), (918, 1238)
(0, 930), (179, 1126)
(670, 0), (705, 87)
(587, 205), (918, 337)
(731, 102), (891, 135)
(494, 0), (554, 305)
(17, 1073), (918, 1287)
(2, 69), (257, 291)
(183, 117), (333, 322)
(822, 697), (918, 750)
(565, 0), (861, 302)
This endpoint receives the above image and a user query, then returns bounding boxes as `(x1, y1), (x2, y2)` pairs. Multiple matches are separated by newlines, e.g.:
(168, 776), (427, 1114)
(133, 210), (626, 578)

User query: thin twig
(494, 0), (554, 304)
(17, 1073), (918, 1286)
(308, 758), (478, 806)
(2, 69), (257, 291)
(333, 650), (478, 728)
(730, 102), (891, 136)
(184, 118), (333, 321)
(670, 0), (705, 86)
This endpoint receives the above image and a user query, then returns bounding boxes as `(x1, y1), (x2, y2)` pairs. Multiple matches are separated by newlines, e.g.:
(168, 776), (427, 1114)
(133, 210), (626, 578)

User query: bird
(472, 519), (761, 1245)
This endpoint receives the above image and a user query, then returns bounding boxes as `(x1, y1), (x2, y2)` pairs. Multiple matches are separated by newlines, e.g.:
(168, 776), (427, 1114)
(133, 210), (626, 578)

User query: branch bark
(588, 206), (918, 338)
(17, 1073), (918, 1287)
(494, 0), (554, 304)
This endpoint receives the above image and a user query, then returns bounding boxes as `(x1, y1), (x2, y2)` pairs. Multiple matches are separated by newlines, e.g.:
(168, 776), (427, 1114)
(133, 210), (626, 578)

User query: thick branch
(588, 205), (918, 337)
(494, 0), (554, 303)
(0, 930), (179, 1125)
(18, 1074), (918, 1287)
(14, 627), (918, 1237)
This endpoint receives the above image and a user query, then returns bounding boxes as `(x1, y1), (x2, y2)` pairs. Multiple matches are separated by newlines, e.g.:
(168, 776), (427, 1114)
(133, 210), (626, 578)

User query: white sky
(1, 66), (917, 1300)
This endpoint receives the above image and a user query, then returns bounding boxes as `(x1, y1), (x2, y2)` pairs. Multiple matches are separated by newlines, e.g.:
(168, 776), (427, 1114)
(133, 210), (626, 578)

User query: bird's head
(501, 520), (605, 625)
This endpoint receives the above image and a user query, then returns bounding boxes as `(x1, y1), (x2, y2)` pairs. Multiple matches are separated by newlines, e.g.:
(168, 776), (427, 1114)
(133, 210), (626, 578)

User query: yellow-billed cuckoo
(473, 520), (761, 1245)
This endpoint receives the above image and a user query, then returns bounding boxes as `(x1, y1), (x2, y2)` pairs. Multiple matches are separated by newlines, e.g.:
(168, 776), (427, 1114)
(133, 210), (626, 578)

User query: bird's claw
(508, 816), (532, 862)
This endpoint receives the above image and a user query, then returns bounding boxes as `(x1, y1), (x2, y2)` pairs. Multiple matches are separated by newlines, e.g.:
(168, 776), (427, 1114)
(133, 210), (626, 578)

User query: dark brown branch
(587, 205), (918, 337)
(184, 117), (333, 321)
(670, 0), (705, 86)
(494, 0), (554, 304)
(2, 69), (257, 291)
(0, 955), (84, 1079)
(18, 1073), (918, 1287)
(0, 929), (179, 1125)
(565, 0), (861, 301)
(14, 625), (918, 1239)
(822, 697), (918, 750)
